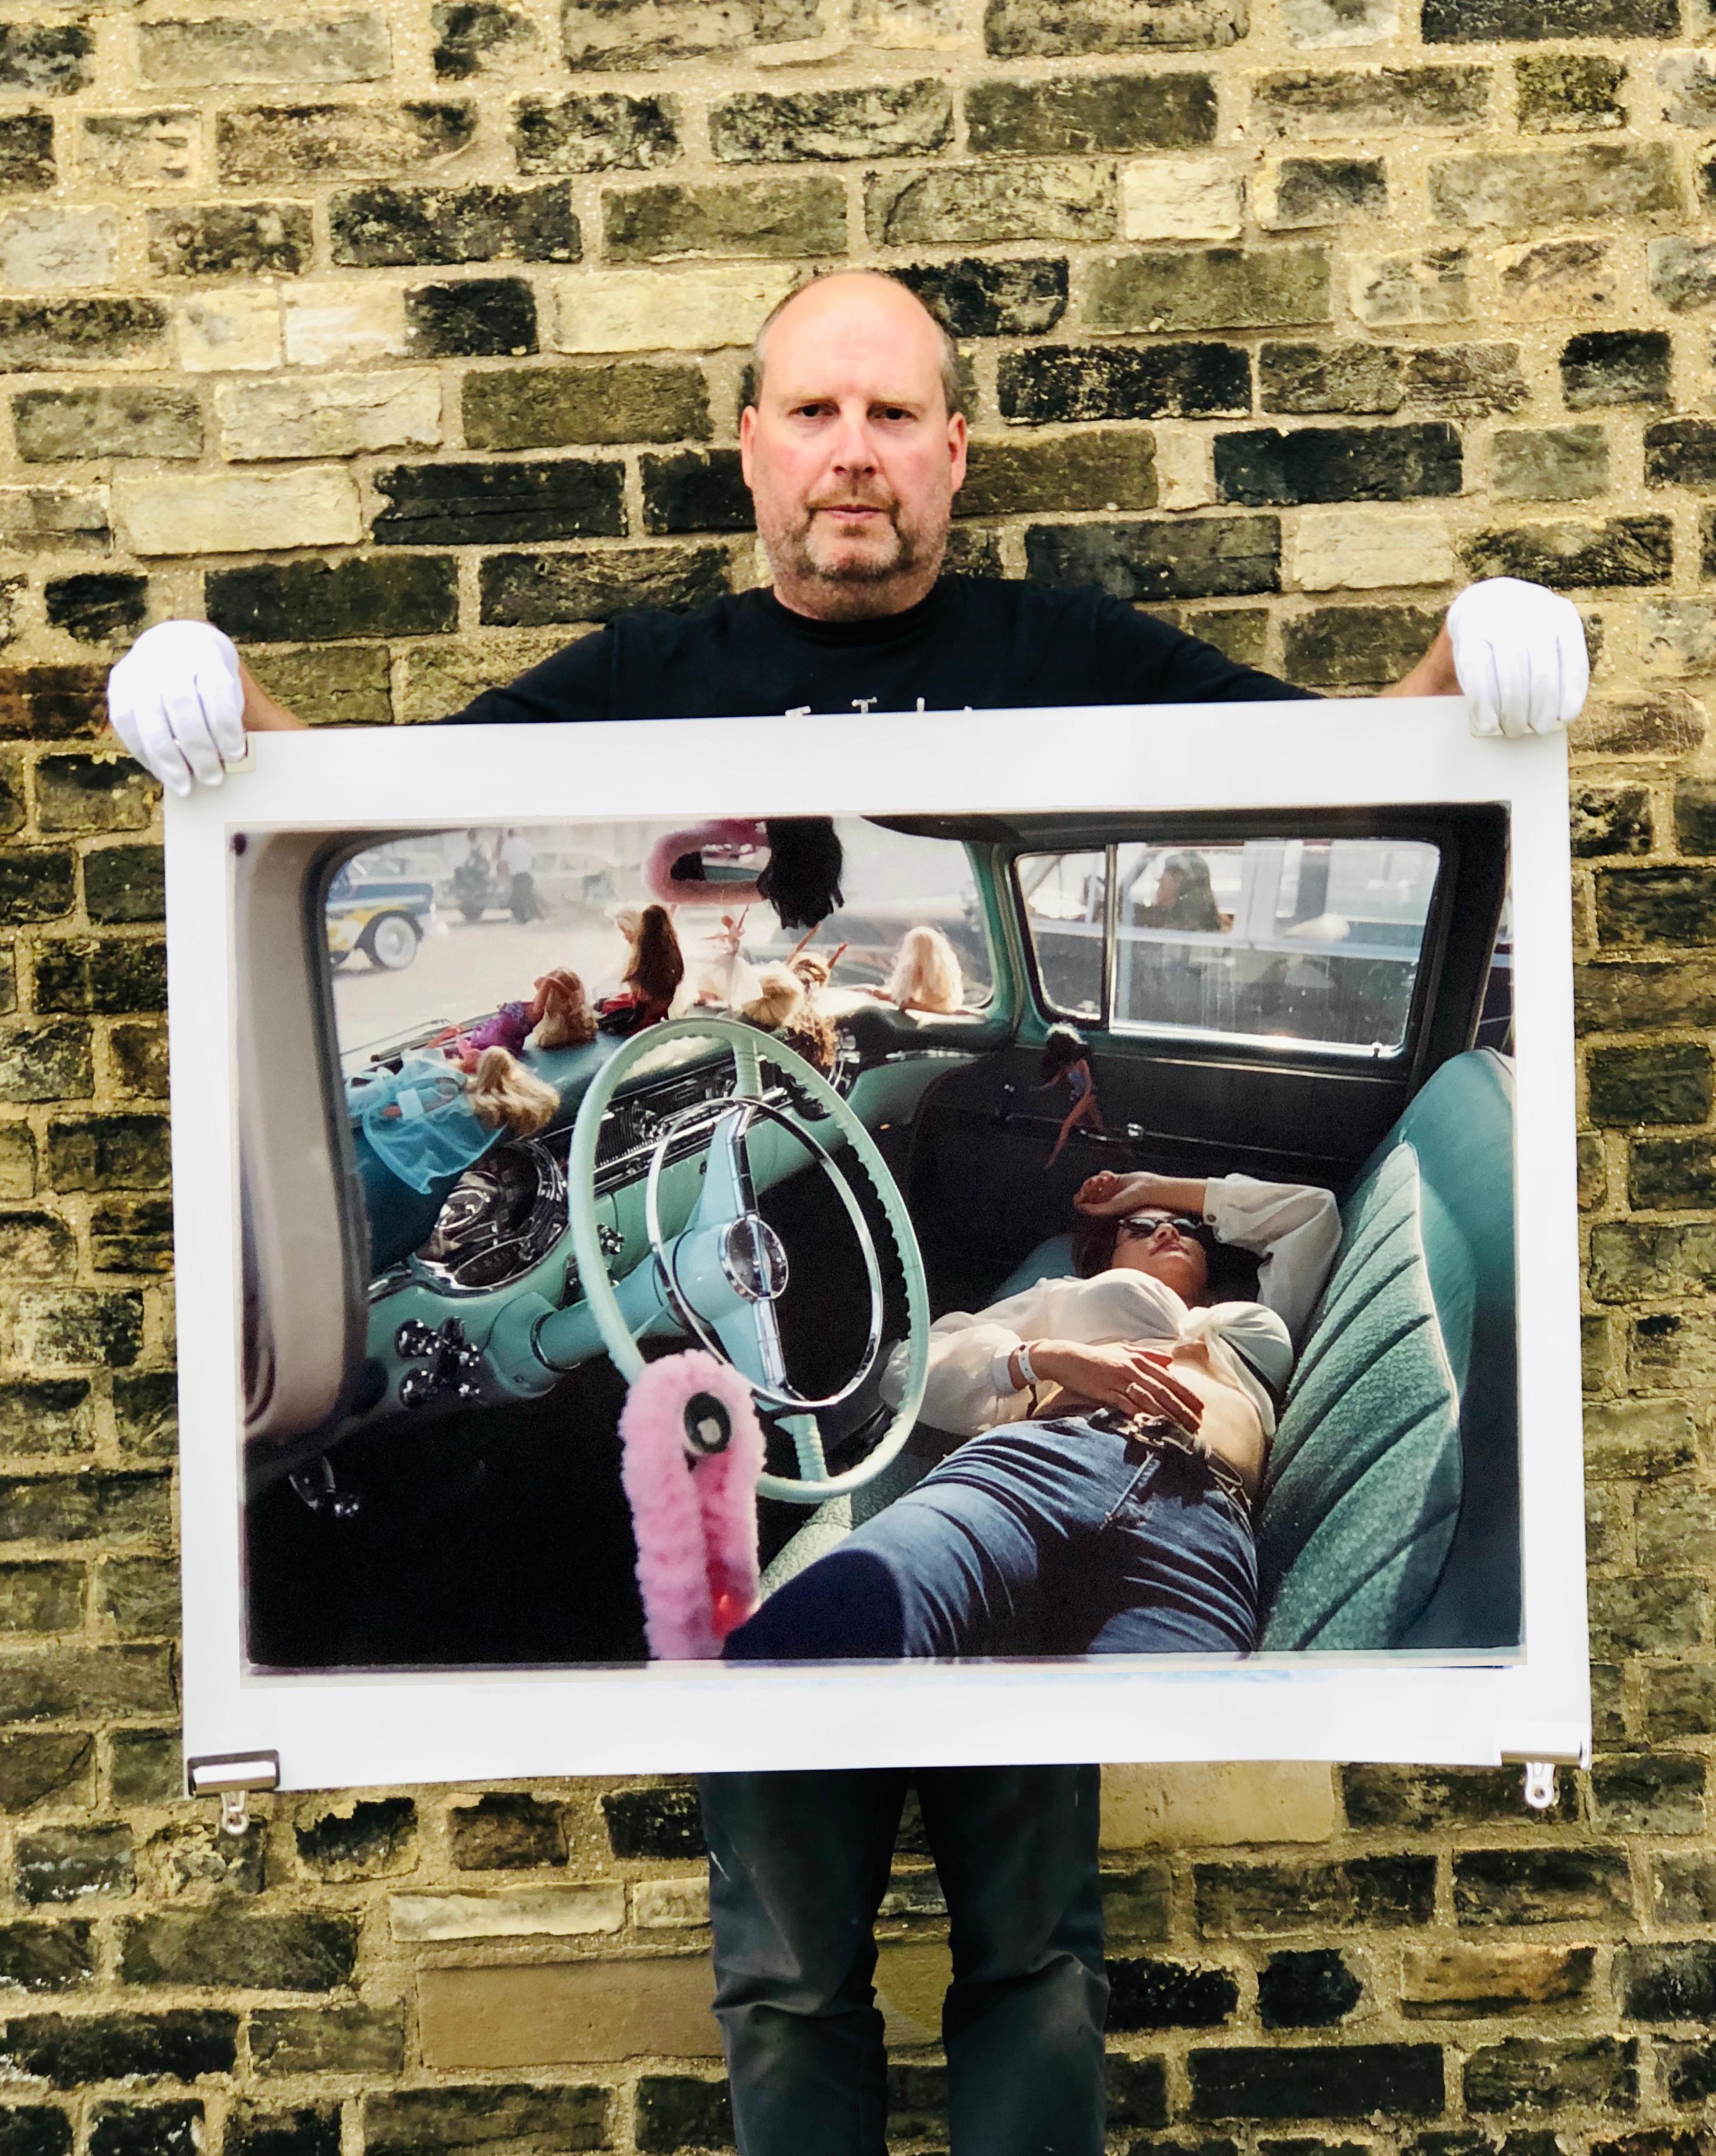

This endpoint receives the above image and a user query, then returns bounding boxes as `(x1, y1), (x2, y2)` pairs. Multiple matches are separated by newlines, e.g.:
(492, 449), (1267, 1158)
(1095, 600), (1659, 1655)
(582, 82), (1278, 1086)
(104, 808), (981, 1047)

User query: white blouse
(879, 1174), (1342, 1443)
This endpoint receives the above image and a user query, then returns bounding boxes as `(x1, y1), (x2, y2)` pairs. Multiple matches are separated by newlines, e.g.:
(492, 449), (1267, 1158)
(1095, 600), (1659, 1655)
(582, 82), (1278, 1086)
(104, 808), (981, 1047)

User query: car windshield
(324, 816), (993, 1075)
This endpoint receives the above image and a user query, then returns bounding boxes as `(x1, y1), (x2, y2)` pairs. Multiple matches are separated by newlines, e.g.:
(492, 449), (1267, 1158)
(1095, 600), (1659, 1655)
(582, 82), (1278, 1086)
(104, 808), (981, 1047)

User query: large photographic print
(170, 702), (1586, 1783)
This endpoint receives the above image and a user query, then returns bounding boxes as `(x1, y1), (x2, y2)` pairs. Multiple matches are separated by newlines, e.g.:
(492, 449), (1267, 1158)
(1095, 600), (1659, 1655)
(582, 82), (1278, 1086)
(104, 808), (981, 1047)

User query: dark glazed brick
(0, 665), (107, 740)
(1258, 1950), (1364, 2028)
(966, 73), (1215, 153)
(90, 1199), (173, 1276)
(45, 1116), (169, 1189)
(642, 451), (749, 534)
(447, 1792), (567, 1868)
(331, 183), (576, 266)
(1403, 346), (1526, 417)
(89, 2107), (202, 2156)
(0, 1383), (90, 1457)
(1598, 870), (1716, 947)
(1678, 780), (1716, 854)
(1261, 344), (1403, 415)
(250, 2004), (405, 2076)
(1571, 784), (1651, 858)
(603, 1782), (706, 1859)
(481, 544), (730, 627)
(1618, 1943), (1716, 2020)
(0, 300), (168, 373)
(294, 1798), (416, 1880)
(983, 0), (1247, 55)
(1453, 1848), (1634, 1925)
(1517, 52), (1626, 130)
(0, 1215), (74, 1284)
(512, 93), (680, 176)
(146, 204), (310, 278)
(406, 277), (536, 357)
(1562, 330), (1672, 409)
(1107, 1957), (1237, 2031)
(0, 2012), (237, 2088)
(226, 2109), (339, 2156)
(373, 460), (623, 547)
(1215, 423), (1460, 505)
(1664, 2047), (1716, 2105)
(433, 0), (529, 75)
(1195, 1855), (1435, 1936)
(963, 431), (1155, 515)
(0, 849), (73, 925)
(1001, 344), (1249, 423)
(109, 1025), (168, 1102)
(1424, 0), (1673, 34)
(207, 557), (458, 642)
(1272, 158), (1386, 226)
(0, 24), (91, 94)
(16, 1825), (133, 1903)
(893, 257), (1067, 338)
(215, 102), (477, 186)
(108, 1732), (179, 1806)
(0, 1472), (168, 1540)
(1027, 516), (1278, 603)
(33, 940), (164, 1017)
(118, 1914), (359, 1992)
(1252, 66), (1490, 132)
(710, 82), (951, 162)
(1107, 2056), (1171, 2128)
(0, 1923), (94, 1992)
(603, 179), (845, 263)
(1191, 2045), (1443, 2121)
(464, 362), (706, 449)
(0, 1734), (91, 1811)
(0, 1287), (129, 1368)
(1283, 606), (1444, 688)
(1463, 517), (1672, 589)
(1464, 2038), (1637, 2114)
(1704, 508), (1716, 582)
(1101, 1866), (1173, 1942)
(1592, 1752), (1707, 1831)
(0, 2116), (69, 2156)
(0, 1022), (92, 1103)
(1647, 422), (1716, 489)
(45, 577), (148, 649)
(0, 752), (21, 834)
(1590, 1043), (1710, 1125)
(99, 1556), (177, 1633)
(635, 2077), (732, 2154)
(0, 114), (55, 192)
(363, 2086), (610, 2156)
(84, 848), (165, 926)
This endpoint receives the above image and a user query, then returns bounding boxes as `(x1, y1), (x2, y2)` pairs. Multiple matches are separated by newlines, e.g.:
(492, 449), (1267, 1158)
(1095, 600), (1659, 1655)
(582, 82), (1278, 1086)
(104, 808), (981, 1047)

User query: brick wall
(0, 0), (1712, 2146)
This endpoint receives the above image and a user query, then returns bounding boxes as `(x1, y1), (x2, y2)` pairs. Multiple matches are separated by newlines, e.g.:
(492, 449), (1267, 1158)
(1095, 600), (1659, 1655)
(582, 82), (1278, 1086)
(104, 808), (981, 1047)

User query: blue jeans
(700, 1764), (1106, 2156)
(726, 1418), (1259, 1661)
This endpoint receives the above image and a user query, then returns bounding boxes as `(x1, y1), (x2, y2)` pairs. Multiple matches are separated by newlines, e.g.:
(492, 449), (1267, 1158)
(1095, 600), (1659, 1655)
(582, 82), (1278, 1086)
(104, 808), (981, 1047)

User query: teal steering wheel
(565, 1015), (931, 1505)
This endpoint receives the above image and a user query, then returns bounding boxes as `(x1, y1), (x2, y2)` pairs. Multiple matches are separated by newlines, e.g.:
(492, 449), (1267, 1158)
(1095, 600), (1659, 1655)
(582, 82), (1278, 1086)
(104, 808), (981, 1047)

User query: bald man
(109, 270), (1589, 2155)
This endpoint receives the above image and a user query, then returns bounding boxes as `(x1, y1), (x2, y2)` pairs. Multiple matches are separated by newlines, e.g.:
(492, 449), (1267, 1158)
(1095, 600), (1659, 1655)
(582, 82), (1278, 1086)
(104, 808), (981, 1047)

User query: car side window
(1018, 837), (1443, 1057)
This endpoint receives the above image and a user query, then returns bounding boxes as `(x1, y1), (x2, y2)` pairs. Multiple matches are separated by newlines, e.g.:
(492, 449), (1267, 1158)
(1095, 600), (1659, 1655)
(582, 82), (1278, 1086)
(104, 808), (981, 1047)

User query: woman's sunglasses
(1116, 1212), (1212, 1244)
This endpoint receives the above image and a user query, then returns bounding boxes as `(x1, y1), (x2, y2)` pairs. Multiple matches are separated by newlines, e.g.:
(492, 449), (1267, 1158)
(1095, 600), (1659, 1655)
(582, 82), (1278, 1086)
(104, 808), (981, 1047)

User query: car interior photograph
(234, 805), (1519, 1675)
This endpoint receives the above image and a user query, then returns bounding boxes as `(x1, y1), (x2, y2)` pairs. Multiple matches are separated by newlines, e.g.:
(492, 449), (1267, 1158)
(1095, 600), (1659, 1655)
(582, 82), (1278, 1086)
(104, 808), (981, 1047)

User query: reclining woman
(723, 1170), (1340, 1663)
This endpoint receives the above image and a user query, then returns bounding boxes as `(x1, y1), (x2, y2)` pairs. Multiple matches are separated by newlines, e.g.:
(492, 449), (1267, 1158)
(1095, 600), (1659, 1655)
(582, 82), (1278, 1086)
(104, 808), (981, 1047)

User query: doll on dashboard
(598, 905), (685, 1037)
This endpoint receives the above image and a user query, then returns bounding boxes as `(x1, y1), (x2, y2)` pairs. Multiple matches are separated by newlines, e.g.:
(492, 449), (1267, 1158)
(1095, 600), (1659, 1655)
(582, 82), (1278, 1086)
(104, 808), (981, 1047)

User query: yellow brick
(113, 469), (362, 557)
(552, 266), (797, 354)
(1100, 1763), (1338, 1847)
(418, 1957), (722, 2067)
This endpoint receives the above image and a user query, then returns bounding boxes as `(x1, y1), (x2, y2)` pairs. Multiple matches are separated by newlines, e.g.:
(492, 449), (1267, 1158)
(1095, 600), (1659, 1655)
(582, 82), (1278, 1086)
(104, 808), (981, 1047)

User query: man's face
(740, 275), (968, 621)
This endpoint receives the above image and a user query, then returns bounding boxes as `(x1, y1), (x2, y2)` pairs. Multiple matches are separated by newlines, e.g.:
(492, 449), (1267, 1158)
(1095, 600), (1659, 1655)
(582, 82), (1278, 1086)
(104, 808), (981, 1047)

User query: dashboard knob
(395, 1320), (440, 1360)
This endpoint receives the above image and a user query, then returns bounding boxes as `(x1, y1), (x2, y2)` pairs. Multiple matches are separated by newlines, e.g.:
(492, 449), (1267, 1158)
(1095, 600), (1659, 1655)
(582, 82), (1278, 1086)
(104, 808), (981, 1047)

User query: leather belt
(1082, 1408), (1253, 1519)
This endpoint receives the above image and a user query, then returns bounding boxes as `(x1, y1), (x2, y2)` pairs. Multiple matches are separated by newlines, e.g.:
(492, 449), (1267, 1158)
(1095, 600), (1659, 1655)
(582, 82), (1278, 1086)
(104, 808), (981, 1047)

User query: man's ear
(738, 403), (756, 489)
(947, 409), (968, 495)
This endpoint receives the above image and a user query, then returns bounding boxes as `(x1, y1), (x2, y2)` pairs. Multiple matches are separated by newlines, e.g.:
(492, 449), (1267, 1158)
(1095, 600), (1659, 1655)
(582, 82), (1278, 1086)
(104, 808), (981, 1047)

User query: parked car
(324, 862), (434, 972)
(237, 804), (1516, 1670)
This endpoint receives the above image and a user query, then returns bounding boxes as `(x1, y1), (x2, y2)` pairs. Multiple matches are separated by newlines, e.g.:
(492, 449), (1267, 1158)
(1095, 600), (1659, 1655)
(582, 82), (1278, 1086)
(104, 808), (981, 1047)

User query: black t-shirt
(444, 576), (1317, 724)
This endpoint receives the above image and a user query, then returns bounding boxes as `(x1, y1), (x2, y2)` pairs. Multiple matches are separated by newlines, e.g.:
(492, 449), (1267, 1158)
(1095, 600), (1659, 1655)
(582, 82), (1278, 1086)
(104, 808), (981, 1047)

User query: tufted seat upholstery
(1255, 1047), (1518, 1651)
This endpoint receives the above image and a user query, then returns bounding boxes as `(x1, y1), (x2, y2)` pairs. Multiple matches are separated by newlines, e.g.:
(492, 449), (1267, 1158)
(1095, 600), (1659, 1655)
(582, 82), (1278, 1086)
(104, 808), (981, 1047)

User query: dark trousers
(699, 1764), (1106, 2156)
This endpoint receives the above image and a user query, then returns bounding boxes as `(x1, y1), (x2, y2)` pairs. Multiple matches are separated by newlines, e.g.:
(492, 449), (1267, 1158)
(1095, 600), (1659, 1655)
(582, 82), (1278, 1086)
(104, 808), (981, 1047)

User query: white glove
(107, 620), (248, 797)
(1446, 577), (1590, 740)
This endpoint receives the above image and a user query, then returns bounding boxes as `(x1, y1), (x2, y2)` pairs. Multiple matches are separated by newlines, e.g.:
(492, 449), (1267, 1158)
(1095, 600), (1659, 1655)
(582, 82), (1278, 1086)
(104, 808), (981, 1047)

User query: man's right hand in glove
(107, 619), (301, 796)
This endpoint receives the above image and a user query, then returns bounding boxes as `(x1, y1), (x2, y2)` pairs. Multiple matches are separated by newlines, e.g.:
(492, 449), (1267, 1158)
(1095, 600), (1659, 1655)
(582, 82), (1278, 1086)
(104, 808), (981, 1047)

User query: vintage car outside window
(1018, 837), (1443, 1057)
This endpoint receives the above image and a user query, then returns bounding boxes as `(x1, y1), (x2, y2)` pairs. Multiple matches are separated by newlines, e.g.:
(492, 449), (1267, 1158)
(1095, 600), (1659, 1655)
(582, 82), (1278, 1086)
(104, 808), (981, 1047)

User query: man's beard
(761, 497), (947, 617)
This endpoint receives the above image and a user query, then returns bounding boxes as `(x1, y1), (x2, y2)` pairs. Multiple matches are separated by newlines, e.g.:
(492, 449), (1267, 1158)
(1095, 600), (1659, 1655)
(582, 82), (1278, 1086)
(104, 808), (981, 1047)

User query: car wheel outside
(363, 914), (420, 971)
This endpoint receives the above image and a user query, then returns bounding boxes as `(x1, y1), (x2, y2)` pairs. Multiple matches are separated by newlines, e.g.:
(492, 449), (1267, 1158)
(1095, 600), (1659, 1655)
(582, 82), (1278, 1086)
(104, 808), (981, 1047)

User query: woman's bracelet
(1014, 1342), (1039, 1390)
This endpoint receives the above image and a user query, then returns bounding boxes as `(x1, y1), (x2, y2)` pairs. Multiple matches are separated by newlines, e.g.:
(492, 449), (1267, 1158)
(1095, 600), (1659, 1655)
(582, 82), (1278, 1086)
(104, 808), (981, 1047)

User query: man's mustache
(806, 496), (897, 515)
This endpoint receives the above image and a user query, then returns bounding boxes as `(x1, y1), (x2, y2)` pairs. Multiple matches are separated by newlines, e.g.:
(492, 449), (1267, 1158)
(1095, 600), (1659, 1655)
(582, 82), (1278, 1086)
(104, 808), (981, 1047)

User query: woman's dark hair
(1148, 851), (1223, 933)
(626, 904), (685, 1002)
(1040, 1022), (1089, 1082)
(1071, 1209), (1261, 1308)
(759, 819), (844, 931)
